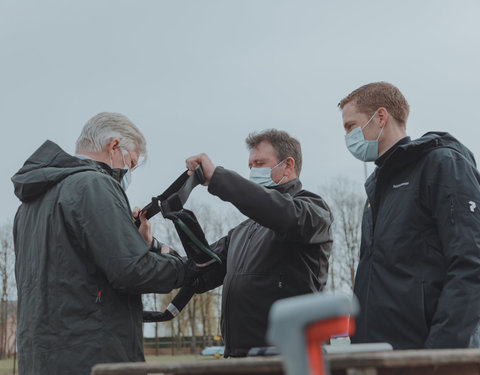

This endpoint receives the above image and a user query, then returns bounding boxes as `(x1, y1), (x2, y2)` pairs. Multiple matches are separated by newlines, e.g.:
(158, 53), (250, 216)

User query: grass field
(146, 354), (219, 362)
(0, 354), (219, 374)
(0, 358), (16, 375)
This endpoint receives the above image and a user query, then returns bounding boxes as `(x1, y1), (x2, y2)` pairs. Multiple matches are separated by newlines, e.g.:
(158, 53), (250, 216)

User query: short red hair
(338, 82), (410, 126)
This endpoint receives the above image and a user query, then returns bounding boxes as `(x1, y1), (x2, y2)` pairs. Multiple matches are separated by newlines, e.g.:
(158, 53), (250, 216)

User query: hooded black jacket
(11, 140), (185, 375)
(352, 132), (480, 349)
(197, 167), (333, 357)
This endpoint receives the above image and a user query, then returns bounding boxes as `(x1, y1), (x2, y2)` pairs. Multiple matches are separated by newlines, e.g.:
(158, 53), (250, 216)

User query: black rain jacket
(11, 140), (185, 375)
(352, 132), (480, 349)
(198, 167), (333, 357)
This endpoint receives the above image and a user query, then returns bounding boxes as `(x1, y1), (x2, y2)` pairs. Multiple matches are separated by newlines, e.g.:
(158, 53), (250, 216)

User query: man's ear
(284, 157), (296, 178)
(377, 107), (389, 128)
(106, 138), (120, 156)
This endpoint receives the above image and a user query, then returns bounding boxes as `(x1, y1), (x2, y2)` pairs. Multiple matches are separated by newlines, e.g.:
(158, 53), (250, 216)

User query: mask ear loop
(273, 159), (288, 184)
(376, 124), (385, 142)
(109, 150), (114, 168)
(375, 111), (388, 142)
(120, 150), (131, 174)
(109, 146), (121, 169)
(361, 110), (378, 131)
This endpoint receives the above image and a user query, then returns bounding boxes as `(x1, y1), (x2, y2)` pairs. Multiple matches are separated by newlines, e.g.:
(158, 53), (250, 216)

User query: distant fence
(144, 336), (224, 355)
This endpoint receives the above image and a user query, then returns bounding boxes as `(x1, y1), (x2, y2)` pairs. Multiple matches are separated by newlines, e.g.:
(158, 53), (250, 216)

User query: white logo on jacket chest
(393, 182), (409, 189)
(469, 201), (477, 213)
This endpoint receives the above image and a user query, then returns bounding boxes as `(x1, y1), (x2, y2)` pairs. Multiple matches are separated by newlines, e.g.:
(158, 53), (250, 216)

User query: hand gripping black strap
(143, 285), (195, 322)
(134, 166), (205, 226)
(135, 166), (221, 265)
(138, 166), (221, 323)
(143, 260), (203, 323)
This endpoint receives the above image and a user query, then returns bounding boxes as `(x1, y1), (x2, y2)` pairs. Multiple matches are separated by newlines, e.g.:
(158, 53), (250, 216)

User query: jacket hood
(387, 131), (477, 169)
(11, 140), (99, 202)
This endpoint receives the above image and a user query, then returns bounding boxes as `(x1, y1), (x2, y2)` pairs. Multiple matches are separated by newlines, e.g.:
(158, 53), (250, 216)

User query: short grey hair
(75, 112), (147, 162)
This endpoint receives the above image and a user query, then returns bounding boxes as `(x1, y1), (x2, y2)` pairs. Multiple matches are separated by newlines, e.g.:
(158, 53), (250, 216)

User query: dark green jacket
(353, 132), (480, 349)
(199, 167), (333, 357)
(12, 140), (185, 375)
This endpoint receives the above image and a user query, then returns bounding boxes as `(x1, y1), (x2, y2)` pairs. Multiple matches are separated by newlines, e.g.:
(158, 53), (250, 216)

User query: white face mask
(249, 160), (286, 187)
(345, 111), (384, 162)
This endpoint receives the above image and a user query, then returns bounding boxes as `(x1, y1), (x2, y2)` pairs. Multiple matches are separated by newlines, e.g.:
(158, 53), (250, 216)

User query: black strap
(143, 284), (196, 322)
(135, 166), (205, 227)
(139, 166), (221, 324)
(160, 166), (205, 214)
(135, 166), (221, 266)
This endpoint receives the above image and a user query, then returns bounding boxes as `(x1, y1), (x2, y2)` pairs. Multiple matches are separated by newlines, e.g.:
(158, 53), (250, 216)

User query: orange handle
(305, 316), (355, 375)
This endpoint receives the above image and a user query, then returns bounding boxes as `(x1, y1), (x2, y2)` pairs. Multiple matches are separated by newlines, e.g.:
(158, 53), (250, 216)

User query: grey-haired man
(12, 112), (186, 375)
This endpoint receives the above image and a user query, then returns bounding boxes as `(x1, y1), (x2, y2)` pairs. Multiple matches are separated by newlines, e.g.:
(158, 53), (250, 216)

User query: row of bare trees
(0, 222), (16, 359)
(142, 201), (244, 354)
(320, 177), (365, 293)
(0, 177), (366, 357)
(140, 178), (366, 353)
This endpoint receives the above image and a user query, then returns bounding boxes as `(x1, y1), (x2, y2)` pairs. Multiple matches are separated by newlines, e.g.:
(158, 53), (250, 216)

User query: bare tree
(186, 294), (198, 353)
(320, 177), (365, 293)
(142, 200), (244, 354)
(0, 221), (15, 359)
(198, 292), (212, 347)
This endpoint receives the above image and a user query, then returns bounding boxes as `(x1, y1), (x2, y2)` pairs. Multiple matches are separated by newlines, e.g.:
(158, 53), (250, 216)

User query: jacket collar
(269, 177), (302, 195)
(375, 131), (476, 172)
(92, 160), (127, 182)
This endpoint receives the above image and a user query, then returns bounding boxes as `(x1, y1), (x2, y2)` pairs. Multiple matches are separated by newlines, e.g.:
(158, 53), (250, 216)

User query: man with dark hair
(245, 129), (303, 176)
(185, 129), (333, 357)
(339, 82), (480, 349)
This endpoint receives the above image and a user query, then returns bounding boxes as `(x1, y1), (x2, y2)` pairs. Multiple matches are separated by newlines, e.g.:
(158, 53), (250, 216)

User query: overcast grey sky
(2, 0), (480, 225)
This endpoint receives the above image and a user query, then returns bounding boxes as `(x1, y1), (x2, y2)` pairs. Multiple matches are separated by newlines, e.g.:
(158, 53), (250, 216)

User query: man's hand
(185, 153), (215, 186)
(132, 206), (153, 247)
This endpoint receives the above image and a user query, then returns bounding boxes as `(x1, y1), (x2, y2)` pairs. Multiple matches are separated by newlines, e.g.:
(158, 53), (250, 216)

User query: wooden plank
(328, 349), (480, 369)
(91, 349), (480, 375)
(91, 356), (284, 375)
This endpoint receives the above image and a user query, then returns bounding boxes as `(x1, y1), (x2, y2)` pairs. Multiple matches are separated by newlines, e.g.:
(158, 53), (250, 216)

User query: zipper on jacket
(128, 295), (136, 355)
(248, 223), (259, 239)
(363, 259), (373, 342)
(224, 221), (259, 356)
(223, 280), (232, 356)
(278, 274), (284, 289)
(95, 289), (103, 303)
(238, 222), (259, 272)
(450, 199), (455, 225)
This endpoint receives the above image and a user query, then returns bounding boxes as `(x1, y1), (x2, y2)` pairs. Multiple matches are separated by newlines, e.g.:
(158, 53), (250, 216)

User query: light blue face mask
(120, 168), (131, 191)
(119, 150), (132, 191)
(110, 148), (132, 191)
(249, 160), (286, 187)
(345, 111), (384, 162)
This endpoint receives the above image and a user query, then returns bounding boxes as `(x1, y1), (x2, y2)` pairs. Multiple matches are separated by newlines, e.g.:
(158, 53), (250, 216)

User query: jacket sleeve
(207, 167), (333, 244)
(60, 172), (185, 294)
(423, 150), (480, 348)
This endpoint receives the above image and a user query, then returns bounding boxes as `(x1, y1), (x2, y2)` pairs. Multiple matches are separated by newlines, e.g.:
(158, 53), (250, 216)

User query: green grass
(0, 357), (16, 375)
(146, 354), (220, 362)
